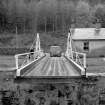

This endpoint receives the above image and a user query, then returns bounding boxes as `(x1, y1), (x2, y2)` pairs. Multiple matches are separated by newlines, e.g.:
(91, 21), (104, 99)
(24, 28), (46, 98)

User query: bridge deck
(22, 54), (80, 76)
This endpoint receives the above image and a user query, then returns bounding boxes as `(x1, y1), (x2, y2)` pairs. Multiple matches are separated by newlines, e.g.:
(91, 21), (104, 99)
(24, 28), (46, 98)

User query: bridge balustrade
(72, 51), (86, 69)
(15, 51), (45, 76)
(65, 51), (86, 75)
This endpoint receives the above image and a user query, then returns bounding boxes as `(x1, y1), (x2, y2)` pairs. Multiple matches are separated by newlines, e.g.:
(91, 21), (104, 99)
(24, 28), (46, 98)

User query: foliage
(0, 0), (105, 33)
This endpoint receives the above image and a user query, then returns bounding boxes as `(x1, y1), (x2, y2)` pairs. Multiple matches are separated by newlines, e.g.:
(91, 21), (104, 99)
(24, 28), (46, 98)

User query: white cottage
(72, 28), (105, 57)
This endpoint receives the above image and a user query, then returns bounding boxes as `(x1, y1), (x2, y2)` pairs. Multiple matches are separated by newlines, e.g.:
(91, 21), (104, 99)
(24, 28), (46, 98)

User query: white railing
(65, 50), (86, 75)
(72, 51), (86, 69)
(15, 51), (44, 70)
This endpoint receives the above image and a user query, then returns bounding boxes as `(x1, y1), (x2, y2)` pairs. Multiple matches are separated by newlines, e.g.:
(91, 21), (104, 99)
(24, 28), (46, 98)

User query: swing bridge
(15, 30), (87, 77)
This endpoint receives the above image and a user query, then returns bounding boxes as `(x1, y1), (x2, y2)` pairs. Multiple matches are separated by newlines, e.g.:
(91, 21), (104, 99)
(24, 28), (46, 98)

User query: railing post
(76, 52), (78, 62)
(15, 55), (20, 76)
(15, 55), (18, 70)
(71, 50), (73, 59)
(27, 54), (30, 64)
(83, 54), (86, 69)
(83, 53), (86, 76)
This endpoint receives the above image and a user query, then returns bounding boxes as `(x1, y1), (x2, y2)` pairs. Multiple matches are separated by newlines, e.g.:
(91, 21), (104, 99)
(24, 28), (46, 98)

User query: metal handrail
(72, 51), (86, 69)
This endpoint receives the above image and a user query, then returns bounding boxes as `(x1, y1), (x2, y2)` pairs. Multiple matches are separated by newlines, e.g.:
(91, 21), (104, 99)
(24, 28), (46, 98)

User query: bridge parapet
(72, 51), (86, 69)
(15, 51), (45, 76)
(65, 51), (86, 76)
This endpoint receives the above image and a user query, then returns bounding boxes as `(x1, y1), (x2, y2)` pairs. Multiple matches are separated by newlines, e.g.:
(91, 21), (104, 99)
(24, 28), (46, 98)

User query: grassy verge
(86, 57), (105, 73)
(0, 71), (16, 90)
(0, 48), (30, 55)
(0, 55), (16, 71)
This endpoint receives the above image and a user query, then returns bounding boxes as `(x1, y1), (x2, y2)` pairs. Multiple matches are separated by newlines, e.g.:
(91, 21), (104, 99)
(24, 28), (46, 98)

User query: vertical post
(83, 54), (86, 69)
(83, 54), (86, 76)
(76, 52), (78, 62)
(71, 51), (73, 59)
(69, 29), (73, 59)
(15, 55), (20, 76)
(70, 50), (73, 59)
(26, 54), (29, 64)
(15, 55), (18, 70)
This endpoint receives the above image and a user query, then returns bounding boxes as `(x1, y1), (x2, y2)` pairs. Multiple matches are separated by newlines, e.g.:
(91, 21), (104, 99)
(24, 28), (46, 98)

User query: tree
(75, 1), (92, 27)
(93, 4), (105, 27)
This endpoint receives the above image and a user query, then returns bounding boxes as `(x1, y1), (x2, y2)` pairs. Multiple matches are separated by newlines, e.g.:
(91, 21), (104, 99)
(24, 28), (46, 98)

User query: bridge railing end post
(15, 55), (21, 76)
(15, 55), (18, 70)
(83, 53), (86, 69)
(76, 52), (78, 62)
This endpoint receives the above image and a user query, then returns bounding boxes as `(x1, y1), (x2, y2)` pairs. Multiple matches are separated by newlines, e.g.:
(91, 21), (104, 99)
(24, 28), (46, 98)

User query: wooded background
(0, 0), (105, 33)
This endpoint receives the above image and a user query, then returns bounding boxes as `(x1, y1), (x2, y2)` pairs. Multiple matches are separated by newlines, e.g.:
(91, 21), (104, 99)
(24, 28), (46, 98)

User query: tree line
(0, 0), (105, 33)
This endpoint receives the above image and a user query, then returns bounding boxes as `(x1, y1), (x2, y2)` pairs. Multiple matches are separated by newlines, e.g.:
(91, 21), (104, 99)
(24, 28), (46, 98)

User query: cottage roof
(72, 28), (105, 40)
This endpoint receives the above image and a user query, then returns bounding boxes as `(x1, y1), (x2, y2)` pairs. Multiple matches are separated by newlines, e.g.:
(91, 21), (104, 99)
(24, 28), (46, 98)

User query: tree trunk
(45, 17), (47, 32)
